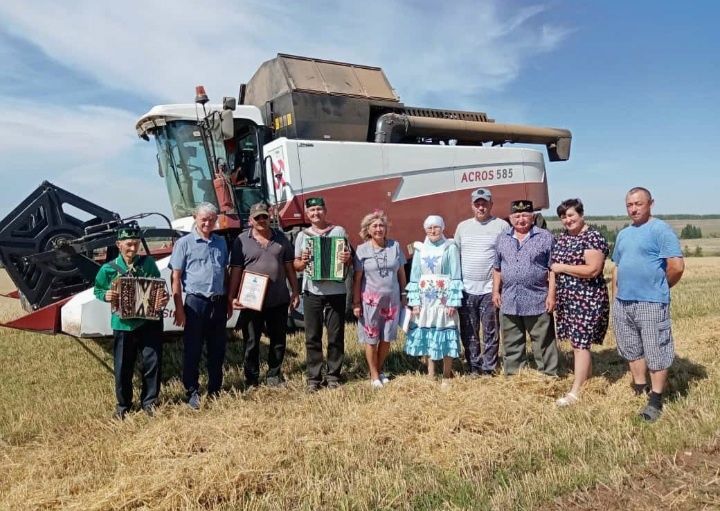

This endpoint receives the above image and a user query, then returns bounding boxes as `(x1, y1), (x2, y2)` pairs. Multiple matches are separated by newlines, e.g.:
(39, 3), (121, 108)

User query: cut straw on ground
(1, 258), (719, 510)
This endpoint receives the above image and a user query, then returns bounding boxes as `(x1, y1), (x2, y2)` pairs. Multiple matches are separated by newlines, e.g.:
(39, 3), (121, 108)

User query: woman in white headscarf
(404, 215), (463, 382)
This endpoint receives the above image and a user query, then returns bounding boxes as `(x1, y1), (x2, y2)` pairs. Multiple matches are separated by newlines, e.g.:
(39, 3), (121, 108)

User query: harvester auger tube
(374, 113), (572, 162)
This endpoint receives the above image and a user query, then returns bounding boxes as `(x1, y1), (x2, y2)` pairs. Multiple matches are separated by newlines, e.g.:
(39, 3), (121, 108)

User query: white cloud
(0, 98), (165, 219)
(0, 0), (570, 104)
(0, 99), (137, 158)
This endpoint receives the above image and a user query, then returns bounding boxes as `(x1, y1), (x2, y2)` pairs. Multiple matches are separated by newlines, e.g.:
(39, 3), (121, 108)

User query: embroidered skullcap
(117, 226), (141, 240)
(511, 200), (534, 213)
(305, 197), (325, 208)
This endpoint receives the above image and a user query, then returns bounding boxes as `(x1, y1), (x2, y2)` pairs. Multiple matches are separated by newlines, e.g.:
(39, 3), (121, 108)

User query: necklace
(372, 244), (390, 278)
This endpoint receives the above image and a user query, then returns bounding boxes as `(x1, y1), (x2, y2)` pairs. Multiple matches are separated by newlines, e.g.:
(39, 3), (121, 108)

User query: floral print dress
(552, 227), (610, 349)
(354, 240), (406, 343)
(404, 239), (463, 360)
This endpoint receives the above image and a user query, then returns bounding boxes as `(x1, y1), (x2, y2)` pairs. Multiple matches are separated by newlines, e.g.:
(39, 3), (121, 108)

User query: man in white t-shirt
(454, 188), (510, 376)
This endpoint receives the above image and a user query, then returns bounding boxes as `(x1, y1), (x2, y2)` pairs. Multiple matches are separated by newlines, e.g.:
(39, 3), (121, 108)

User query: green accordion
(304, 236), (347, 282)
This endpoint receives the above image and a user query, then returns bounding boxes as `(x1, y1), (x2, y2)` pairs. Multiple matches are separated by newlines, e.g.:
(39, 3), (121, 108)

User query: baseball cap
(249, 203), (270, 219)
(471, 188), (492, 203)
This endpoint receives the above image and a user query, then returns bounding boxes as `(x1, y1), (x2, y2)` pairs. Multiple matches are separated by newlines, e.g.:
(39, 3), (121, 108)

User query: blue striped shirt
(454, 216), (510, 295)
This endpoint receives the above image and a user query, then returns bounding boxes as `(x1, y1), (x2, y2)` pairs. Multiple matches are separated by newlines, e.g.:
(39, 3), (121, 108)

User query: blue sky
(0, 0), (717, 220)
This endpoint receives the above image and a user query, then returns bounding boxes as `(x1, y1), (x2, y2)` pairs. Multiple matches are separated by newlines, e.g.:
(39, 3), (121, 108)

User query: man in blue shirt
(492, 200), (559, 376)
(612, 187), (684, 422)
(170, 202), (230, 409)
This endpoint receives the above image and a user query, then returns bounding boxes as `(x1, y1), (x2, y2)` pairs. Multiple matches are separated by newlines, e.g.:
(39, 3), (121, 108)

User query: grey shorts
(611, 299), (674, 371)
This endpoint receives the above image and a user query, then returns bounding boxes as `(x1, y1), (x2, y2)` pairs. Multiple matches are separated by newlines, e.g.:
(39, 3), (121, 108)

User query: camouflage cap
(249, 202), (270, 219)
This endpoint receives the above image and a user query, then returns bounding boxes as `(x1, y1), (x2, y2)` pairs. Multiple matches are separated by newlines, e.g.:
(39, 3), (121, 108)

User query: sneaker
(379, 372), (390, 385)
(440, 380), (452, 391)
(555, 392), (580, 407)
(481, 370), (495, 378)
(326, 380), (341, 390)
(187, 392), (201, 410)
(266, 376), (286, 388)
(371, 379), (384, 389)
(142, 404), (157, 417)
(306, 382), (321, 394)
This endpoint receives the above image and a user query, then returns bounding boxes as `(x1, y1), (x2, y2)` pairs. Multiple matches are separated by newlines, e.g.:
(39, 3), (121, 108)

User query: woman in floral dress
(404, 215), (463, 382)
(551, 198), (610, 406)
(352, 210), (407, 388)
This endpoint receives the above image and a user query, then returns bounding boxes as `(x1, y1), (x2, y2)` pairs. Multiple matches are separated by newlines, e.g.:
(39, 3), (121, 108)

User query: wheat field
(1, 260), (719, 510)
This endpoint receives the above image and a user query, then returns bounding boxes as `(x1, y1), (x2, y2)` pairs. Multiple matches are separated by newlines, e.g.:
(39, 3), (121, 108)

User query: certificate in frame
(238, 271), (269, 311)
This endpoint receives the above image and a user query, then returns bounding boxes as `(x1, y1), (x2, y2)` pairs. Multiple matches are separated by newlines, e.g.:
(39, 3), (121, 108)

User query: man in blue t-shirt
(611, 187), (684, 422)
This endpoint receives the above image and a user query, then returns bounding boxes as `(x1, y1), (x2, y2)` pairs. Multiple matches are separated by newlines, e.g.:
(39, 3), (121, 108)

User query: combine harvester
(0, 54), (571, 337)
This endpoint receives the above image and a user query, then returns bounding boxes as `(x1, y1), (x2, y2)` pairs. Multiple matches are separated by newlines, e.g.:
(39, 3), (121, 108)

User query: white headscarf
(422, 215), (447, 245)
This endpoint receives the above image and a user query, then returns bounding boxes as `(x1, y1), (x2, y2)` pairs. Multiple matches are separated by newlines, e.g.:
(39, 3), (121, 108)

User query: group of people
(95, 186), (684, 423)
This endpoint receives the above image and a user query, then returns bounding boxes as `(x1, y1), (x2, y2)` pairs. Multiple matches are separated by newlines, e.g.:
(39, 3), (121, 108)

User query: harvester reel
(0, 182), (118, 311)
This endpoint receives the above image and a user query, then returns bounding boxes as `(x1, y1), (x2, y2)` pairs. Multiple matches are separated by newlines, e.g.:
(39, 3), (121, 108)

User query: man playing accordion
(293, 197), (352, 392)
(94, 226), (168, 420)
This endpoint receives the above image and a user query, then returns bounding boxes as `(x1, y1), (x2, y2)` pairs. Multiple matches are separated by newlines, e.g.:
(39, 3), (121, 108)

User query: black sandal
(639, 403), (662, 422)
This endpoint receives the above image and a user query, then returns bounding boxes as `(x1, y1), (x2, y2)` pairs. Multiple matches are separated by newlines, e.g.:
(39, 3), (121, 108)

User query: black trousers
(303, 292), (346, 384)
(182, 294), (227, 396)
(113, 321), (162, 413)
(238, 303), (289, 385)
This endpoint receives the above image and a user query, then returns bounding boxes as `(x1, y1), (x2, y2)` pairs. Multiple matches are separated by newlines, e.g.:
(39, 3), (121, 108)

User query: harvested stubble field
(1, 260), (719, 510)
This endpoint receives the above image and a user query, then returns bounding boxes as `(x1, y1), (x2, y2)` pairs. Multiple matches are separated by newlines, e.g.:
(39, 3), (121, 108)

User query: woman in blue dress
(352, 210), (408, 388)
(404, 215), (463, 381)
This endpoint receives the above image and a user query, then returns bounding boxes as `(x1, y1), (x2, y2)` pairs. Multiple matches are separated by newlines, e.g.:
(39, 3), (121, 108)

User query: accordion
(304, 235), (347, 282)
(112, 277), (167, 320)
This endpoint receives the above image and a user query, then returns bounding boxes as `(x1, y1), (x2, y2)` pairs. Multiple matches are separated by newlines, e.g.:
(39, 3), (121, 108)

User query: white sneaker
(379, 372), (390, 385)
(440, 380), (451, 391)
(371, 379), (384, 389)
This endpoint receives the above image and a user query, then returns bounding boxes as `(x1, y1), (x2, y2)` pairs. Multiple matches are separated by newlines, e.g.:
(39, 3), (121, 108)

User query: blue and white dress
(404, 238), (463, 360)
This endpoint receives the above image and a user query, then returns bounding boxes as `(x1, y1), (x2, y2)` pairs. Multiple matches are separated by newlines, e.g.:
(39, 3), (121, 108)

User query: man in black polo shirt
(228, 203), (300, 387)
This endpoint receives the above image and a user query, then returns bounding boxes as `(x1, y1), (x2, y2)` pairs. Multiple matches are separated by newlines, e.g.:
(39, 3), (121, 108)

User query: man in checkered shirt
(611, 187), (684, 422)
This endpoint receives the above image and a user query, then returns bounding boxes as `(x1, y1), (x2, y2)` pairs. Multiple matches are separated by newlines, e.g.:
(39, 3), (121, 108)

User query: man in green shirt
(94, 227), (168, 419)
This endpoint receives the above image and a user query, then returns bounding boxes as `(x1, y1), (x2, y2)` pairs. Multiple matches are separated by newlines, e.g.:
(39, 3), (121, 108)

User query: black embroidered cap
(510, 200), (534, 213)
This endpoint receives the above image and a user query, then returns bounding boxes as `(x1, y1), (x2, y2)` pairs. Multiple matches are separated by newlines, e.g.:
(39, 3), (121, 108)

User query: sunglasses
(253, 214), (269, 221)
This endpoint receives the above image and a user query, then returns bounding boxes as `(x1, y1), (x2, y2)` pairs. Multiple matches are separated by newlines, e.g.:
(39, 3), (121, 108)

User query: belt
(189, 293), (225, 302)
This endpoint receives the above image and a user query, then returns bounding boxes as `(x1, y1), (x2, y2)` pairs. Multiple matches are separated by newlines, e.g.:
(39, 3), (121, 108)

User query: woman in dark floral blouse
(551, 198), (610, 406)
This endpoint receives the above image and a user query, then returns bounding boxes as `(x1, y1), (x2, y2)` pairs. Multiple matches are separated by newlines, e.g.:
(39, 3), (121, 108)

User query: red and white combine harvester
(0, 54), (571, 337)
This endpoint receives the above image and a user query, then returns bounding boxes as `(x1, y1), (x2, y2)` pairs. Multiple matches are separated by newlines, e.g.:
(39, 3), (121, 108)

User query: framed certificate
(238, 271), (269, 311)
